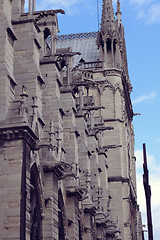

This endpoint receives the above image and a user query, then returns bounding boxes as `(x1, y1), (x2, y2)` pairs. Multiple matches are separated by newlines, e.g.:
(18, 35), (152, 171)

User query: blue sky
(27, 0), (160, 239)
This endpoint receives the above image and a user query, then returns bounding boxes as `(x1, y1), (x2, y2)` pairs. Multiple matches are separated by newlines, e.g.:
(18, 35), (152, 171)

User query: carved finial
(117, 0), (120, 13)
(98, 131), (104, 149)
(19, 85), (29, 123)
(20, 85), (28, 98)
(49, 119), (54, 135)
(116, 0), (122, 27)
(49, 119), (56, 149)
(107, 195), (112, 216)
(32, 96), (38, 112)
(97, 187), (103, 211)
(84, 170), (91, 195)
(56, 127), (63, 161)
(31, 96), (38, 131)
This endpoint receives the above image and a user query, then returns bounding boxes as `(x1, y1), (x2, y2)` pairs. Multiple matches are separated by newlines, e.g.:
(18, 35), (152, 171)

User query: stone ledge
(108, 176), (129, 183)
(0, 126), (38, 148)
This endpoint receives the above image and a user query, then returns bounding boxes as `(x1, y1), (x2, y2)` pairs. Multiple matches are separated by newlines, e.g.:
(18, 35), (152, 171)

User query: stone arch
(99, 80), (115, 95)
(43, 28), (51, 54)
(30, 162), (44, 240)
(43, 27), (51, 40)
(106, 38), (112, 67)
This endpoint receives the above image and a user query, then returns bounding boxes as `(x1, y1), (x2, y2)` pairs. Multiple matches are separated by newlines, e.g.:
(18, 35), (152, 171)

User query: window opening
(30, 166), (42, 240)
(107, 39), (111, 52)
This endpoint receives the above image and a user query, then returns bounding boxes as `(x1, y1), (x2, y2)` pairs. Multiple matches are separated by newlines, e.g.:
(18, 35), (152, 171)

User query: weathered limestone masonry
(0, 0), (143, 240)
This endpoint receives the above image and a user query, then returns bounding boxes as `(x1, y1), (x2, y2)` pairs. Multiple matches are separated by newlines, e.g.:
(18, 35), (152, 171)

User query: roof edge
(58, 31), (99, 41)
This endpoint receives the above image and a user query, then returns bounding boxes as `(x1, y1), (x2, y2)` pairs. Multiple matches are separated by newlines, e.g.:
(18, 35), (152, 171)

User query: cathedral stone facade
(0, 0), (143, 239)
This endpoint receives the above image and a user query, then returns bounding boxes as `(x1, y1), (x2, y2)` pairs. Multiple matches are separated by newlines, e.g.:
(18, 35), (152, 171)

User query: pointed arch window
(113, 39), (117, 54)
(30, 163), (43, 240)
(106, 38), (112, 53)
(58, 189), (67, 240)
(106, 38), (113, 67)
(43, 28), (51, 55)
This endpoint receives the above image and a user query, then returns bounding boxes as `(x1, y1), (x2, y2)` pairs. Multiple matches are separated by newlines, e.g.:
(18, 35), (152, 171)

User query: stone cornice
(103, 144), (122, 150)
(103, 118), (124, 123)
(84, 205), (96, 215)
(108, 176), (129, 183)
(12, 17), (41, 33)
(12, 9), (65, 26)
(103, 68), (122, 77)
(0, 125), (38, 148)
(58, 31), (98, 42)
(40, 56), (62, 71)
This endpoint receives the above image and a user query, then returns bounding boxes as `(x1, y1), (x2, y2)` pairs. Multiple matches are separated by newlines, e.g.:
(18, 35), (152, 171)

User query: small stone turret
(116, 0), (122, 27)
(101, 0), (116, 35)
(98, 0), (122, 69)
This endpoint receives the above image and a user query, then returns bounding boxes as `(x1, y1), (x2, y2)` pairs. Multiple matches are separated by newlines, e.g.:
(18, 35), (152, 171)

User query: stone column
(98, 131), (103, 149)
(29, 0), (32, 13)
(104, 41), (108, 68)
(67, 61), (72, 86)
(51, 30), (55, 55)
(79, 86), (84, 113)
(118, 46), (122, 69)
(111, 39), (114, 68)
(90, 110), (95, 130)
(43, 172), (59, 240)
(21, 0), (25, 13)
(33, 0), (36, 11)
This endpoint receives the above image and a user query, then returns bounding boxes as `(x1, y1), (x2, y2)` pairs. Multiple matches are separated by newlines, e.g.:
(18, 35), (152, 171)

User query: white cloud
(130, 0), (154, 7)
(147, 3), (160, 24)
(132, 92), (156, 105)
(25, 0), (160, 24)
(135, 149), (158, 172)
(30, 0), (85, 15)
(135, 150), (160, 239)
(111, 0), (160, 25)
(128, 0), (160, 24)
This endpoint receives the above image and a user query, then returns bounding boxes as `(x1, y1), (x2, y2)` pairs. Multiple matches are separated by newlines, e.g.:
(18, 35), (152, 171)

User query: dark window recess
(34, 38), (41, 50)
(30, 171), (42, 240)
(37, 75), (45, 86)
(58, 190), (66, 240)
(113, 40), (117, 53)
(7, 27), (17, 46)
(107, 39), (111, 52)
(59, 108), (65, 119)
(79, 220), (83, 240)
(9, 75), (17, 92)
(44, 28), (51, 40)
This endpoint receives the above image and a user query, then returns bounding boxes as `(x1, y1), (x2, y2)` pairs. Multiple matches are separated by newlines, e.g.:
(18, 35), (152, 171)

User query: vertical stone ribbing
(0, 139), (23, 240)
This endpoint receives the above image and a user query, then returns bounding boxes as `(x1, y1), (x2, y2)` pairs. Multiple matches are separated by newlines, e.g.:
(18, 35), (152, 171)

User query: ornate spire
(101, 0), (116, 35)
(117, 0), (120, 13)
(116, 0), (122, 27)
